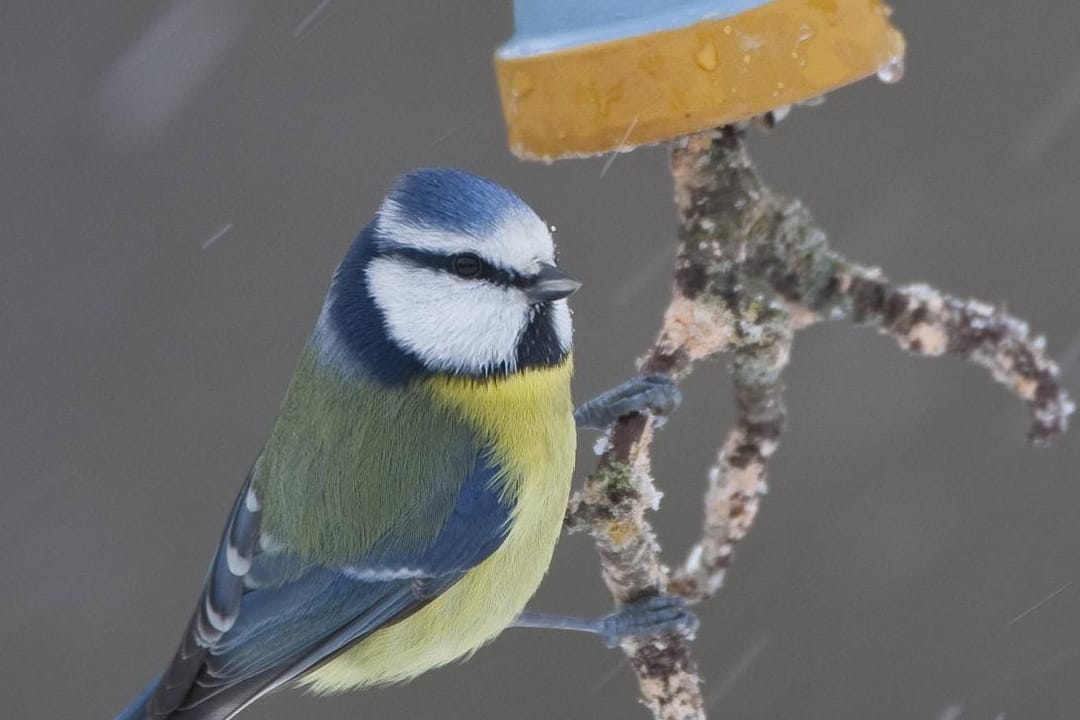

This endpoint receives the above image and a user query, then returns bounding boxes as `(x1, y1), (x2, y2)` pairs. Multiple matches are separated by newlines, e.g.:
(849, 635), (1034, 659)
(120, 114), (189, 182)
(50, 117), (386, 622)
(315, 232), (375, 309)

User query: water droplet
(723, 25), (733, 35)
(743, 54), (752, 64)
(876, 55), (904, 84)
(694, 42), (718, 71)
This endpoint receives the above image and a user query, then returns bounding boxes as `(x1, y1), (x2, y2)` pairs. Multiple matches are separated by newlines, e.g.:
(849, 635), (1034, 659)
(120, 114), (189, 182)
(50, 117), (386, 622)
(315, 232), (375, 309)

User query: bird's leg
(574, 375), (681, 429)
(511, 595), (698, 648)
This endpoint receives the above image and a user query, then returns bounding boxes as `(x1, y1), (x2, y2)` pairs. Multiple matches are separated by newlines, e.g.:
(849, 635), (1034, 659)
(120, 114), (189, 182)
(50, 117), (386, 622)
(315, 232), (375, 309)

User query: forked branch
(567, 127), (1072, 720)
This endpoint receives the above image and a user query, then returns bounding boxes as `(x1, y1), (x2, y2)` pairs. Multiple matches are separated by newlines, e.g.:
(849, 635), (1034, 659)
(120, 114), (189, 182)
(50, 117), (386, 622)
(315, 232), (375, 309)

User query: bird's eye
(451, 253), (483, 279)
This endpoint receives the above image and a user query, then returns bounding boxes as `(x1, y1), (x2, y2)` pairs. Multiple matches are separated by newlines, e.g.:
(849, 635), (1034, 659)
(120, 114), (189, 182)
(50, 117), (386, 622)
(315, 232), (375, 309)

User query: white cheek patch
(549, 299), (574, 354)
(377, 200), (555, 272)
(366, 257), (529, 374)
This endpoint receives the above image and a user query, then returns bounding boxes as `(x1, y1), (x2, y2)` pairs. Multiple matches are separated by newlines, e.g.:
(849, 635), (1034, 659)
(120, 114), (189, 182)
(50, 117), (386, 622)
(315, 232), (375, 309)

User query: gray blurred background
(3, 2), (1079, 718)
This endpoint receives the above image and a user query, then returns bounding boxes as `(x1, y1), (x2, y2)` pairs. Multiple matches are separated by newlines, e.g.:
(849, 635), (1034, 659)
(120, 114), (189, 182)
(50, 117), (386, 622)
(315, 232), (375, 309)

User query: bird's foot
(574, 374), (681, 429)
(598, 594), (699, 648)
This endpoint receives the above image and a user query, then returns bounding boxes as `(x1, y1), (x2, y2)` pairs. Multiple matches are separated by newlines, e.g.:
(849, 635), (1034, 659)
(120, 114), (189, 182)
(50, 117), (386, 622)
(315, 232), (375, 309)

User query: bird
(115, 168), (691, 720)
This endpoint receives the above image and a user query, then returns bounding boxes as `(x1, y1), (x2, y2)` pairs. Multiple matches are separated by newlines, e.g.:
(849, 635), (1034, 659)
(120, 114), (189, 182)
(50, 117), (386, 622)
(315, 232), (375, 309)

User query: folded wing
(143, 453), (511, 720)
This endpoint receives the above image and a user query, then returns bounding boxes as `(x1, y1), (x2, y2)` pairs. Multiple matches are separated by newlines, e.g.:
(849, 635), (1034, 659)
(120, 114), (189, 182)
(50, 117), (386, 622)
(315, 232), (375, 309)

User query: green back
(254, 348), (479, 565)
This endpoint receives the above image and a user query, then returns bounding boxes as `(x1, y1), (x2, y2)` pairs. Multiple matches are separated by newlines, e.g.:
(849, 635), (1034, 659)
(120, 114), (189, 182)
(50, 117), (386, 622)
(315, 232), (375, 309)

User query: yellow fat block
(495, 0), (905, 161)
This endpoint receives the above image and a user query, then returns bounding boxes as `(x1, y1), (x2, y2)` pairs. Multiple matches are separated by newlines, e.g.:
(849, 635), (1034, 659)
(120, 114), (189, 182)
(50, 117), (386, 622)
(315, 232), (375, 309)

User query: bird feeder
(495, 0), (905, 160)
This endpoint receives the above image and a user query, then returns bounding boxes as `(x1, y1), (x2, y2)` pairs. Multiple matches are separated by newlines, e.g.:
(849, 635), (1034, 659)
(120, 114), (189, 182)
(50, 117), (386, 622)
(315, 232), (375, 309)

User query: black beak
(524, 263), (582, 304)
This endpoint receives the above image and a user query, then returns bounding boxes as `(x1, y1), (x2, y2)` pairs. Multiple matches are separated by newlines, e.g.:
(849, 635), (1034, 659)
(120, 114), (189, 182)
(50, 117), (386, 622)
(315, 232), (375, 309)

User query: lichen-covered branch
(670, 299), (793, 601)
(567, 290), (731, 720)
(696, 128), (1075, 444)
(665, 130), (798, 604)
(568, 126), (1072, 720)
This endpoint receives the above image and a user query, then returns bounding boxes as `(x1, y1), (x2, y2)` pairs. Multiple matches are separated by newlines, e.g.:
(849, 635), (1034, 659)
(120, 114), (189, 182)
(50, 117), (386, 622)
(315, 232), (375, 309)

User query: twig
(670, 299), (793, 601)
(566, 289), (731, 720)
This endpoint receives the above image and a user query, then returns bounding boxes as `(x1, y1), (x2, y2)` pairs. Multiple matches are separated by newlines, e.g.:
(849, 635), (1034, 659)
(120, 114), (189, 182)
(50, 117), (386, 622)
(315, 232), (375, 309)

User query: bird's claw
(574, 374), (681, 429)
(599, 594), (699, 648)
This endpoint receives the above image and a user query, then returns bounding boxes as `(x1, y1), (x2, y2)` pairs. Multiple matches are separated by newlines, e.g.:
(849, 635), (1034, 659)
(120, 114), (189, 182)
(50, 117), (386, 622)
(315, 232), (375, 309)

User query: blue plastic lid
(500, 0), (768, 57)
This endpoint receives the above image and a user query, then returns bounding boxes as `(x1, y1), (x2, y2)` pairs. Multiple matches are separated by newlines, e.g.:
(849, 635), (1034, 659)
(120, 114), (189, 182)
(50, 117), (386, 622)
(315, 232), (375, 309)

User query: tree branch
(567, 126), (1073, 719)
(670, 299), (793, 602)
(566, 289), (730, 720)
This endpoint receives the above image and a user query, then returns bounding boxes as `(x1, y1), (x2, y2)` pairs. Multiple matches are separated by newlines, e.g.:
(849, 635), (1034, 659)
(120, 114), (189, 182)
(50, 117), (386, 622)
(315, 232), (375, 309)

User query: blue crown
(384, 168), (530, 238)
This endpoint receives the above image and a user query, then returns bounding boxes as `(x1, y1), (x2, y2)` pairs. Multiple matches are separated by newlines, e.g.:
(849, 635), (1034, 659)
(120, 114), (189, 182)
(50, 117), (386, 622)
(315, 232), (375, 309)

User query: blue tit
(115, 168), (690, 720)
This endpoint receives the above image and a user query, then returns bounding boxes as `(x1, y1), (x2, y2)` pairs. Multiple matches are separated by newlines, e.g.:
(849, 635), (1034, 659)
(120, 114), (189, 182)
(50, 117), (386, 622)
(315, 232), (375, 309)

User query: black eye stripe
(382, 246), (525, 288)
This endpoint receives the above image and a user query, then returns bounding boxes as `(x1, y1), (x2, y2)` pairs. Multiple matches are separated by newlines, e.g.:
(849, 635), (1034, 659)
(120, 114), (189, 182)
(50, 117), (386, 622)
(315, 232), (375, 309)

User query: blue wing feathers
(123, 451), (513, 719)
(215, 453), (510, 674)
(133, 470), (262, 719)
(358, 453), (510, 575)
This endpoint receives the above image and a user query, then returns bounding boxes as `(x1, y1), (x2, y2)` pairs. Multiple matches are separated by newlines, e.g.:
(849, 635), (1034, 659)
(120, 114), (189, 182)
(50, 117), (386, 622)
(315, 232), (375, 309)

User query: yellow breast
(302, 358), (576, 692)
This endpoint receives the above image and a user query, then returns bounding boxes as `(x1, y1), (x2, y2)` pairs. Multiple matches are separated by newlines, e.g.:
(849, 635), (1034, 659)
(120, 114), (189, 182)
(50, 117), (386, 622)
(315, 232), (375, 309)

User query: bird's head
(320, 168), (579, 382)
